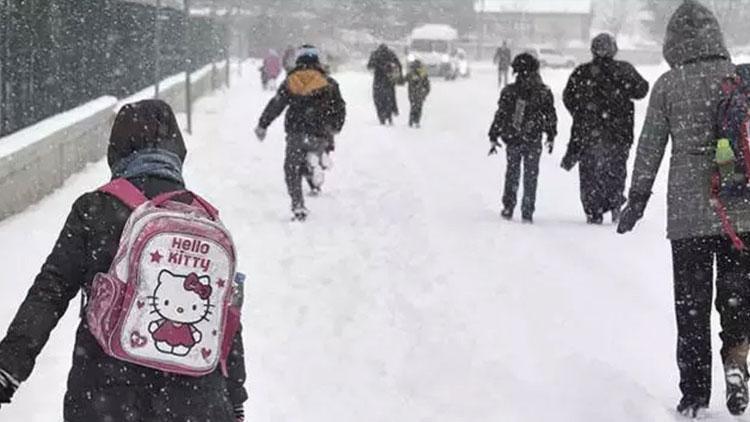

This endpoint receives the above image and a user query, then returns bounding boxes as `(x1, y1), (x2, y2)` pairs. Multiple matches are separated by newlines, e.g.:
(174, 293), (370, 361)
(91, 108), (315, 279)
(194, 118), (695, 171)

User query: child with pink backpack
(0, 100), (248, 421)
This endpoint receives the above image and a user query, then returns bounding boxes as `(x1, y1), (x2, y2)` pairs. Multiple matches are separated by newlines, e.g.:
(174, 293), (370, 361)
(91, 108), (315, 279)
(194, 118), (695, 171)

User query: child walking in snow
(488, 53), (557, 223)
(255, 44), (347, 221)
(0, 100), (248, 421)
(406, 60), (431, 128)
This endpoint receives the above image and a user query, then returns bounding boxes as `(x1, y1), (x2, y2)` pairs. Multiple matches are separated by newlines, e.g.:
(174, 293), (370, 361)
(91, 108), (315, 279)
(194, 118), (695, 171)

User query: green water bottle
(716, 138), (736, 179)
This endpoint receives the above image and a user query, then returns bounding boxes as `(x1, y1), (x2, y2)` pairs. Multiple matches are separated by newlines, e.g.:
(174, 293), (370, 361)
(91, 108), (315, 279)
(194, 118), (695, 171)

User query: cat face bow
(183, 273), (212, 300)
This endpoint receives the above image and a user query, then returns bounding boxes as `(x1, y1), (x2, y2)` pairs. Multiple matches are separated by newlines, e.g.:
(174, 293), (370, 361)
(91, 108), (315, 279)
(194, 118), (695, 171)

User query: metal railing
(0, 0), (229, 138)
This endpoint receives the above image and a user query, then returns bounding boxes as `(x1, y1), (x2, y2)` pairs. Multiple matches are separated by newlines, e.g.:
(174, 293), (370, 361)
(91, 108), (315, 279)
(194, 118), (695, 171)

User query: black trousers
(671, 235), (750, 404)
(285, 134), (324, 210)
(579, 141), (629, 217)
(502, 143), (541, 217)
(409, 98), (425, 126)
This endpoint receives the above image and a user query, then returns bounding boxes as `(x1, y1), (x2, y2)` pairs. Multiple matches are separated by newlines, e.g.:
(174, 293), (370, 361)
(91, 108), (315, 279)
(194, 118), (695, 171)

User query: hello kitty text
(168, 236), (211, 272)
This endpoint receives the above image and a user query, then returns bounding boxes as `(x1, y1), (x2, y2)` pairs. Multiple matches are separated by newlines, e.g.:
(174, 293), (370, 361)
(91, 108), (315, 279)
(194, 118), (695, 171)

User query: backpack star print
(86, 179), (242, 377)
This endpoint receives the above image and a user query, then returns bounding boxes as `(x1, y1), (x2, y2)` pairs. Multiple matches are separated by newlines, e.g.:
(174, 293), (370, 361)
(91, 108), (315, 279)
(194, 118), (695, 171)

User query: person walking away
(617, 2), (750, 417)
(488, 53), (557, 223)
(260, 49), (282, 90)
(493, 41), (512, 87)
(367, 44), (403, 125)
(0, 99), (248, 421)
(406, 60), (431, 128)
(282, 45), (297, 74)
(562, 33), (649, 224)
(254, 45), (346, 221)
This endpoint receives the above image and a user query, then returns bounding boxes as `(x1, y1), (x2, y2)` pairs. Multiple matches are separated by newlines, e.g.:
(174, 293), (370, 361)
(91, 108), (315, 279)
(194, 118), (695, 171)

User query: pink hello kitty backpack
(86, 178), (241, 377)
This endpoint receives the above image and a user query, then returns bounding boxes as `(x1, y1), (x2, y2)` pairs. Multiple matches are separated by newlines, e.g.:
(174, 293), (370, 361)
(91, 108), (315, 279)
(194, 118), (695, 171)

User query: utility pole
(154, 0), (161, 98)
(184, 0), (192, 134)
(477, 0), (486, 61)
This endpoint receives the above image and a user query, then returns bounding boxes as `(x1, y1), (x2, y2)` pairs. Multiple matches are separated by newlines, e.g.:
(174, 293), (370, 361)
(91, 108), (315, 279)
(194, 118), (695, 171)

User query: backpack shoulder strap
(99, 178), (148, 210)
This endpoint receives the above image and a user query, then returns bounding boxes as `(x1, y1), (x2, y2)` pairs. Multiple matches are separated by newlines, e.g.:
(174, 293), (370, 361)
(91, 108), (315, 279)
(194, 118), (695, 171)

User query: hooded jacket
(258, 63), (346, 137)
(627, 0), (750, 240)
(0, 100), (247, 421)
(563, 40), (649, 147)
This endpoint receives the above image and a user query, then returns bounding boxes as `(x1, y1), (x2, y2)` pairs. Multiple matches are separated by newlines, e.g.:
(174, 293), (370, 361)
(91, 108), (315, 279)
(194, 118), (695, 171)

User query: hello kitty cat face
(150, 271), (213, 324)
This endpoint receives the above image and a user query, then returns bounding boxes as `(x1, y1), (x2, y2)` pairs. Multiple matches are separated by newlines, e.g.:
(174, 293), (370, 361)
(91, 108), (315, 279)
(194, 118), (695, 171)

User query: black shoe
(501, 209), (513, 220)
(676, 396), (708, 419)
(726, 363), (749, 415)
(522, 214), (533, 224)
(291, 207), (309, 222)
(586, 214), (603, 225)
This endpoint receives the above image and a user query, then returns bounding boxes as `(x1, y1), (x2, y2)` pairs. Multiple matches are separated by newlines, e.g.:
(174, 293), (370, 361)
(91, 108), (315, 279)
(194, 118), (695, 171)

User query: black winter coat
(258, 63), (346, 138)
(406, 67), (430, 103)
(367, 46), (402, 89)
(0, 100), (247, 421)
(489, 74), (558, 145)
(563, 57), (649, 146)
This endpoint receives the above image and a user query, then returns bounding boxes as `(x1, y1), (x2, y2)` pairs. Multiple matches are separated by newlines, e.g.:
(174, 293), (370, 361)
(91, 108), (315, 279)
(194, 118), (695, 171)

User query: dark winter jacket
(489, 73), (557, 146)
(0, 100), (247, 421)
(406, 66), (430, 103)
(563, 57), (649, 147)
(258, 63), (346, 138)
(367, 45), (403, 88)
(627, 1), (750, 240)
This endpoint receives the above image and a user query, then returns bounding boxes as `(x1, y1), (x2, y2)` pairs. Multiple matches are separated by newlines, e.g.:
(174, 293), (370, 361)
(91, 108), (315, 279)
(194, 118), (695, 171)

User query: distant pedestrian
(562, 33), (649, 224)
(493, 41), (512, 87)
(282, 45), (297, 73)
(260, 49), (282, 90)
(406, 60), (431, 128)
(367, 44), (403, 125)
(488, 53), (557, 223)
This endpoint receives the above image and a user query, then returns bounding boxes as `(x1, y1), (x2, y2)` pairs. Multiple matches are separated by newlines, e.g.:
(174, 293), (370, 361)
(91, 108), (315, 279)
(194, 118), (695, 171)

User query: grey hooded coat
(628, 0), (750, 240)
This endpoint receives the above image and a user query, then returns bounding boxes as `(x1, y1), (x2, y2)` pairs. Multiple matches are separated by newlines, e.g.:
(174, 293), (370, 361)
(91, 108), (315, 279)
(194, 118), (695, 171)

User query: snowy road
(1, 61), (746, 421)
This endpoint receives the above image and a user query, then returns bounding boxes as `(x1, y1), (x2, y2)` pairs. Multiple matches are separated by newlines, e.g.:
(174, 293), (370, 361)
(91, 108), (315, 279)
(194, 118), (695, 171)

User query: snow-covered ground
(1, 60), (745, 421)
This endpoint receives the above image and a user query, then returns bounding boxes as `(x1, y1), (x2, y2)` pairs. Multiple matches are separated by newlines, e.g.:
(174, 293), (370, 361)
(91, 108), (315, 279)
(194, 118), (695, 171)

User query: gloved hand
(0, 368), (19, 406)
(234, 404), (245, 422)
(488, 136), (502, 156)
(545, 136), (555, 154)
(616, 191), (651, 234)
(254, 126), (267, 142)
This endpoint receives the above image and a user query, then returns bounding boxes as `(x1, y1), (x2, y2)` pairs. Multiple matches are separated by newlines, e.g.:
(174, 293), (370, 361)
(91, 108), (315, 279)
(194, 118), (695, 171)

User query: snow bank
(0, 97), (117, 220)
(0, 61), (230, 221)
(0, 96), (117, 160)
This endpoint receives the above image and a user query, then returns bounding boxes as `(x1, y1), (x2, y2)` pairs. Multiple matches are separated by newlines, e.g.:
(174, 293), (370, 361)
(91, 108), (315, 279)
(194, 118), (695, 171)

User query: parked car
(406, 24), (461, 80)
(526, 46), (576, 68)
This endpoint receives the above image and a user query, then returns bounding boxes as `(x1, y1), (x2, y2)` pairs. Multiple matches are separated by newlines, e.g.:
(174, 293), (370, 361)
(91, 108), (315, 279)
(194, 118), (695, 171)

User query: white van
(406, 24), (461, 80)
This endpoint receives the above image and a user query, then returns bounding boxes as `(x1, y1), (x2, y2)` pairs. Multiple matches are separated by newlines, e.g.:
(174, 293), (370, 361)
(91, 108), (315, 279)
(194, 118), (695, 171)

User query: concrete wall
(0, 62), (229, 221)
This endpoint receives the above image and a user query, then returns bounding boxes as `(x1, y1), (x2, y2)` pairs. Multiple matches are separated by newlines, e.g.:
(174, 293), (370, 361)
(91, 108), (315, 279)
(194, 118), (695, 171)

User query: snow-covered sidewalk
(0, 62), (743, 421)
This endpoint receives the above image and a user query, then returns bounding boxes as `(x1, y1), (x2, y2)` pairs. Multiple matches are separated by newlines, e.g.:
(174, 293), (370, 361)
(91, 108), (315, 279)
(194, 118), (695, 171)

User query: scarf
(111, 148), (184, 185)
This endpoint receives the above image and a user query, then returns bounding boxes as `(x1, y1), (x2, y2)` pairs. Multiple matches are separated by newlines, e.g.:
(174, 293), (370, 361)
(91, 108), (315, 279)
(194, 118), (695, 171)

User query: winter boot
(587, 214), (603, 225)
(723, 341), (750, 415)
(676, 396), (708, 419)
(501, 208), (513, 220)
(522, 213), (533, 224)
(291, 206), (309, 222)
